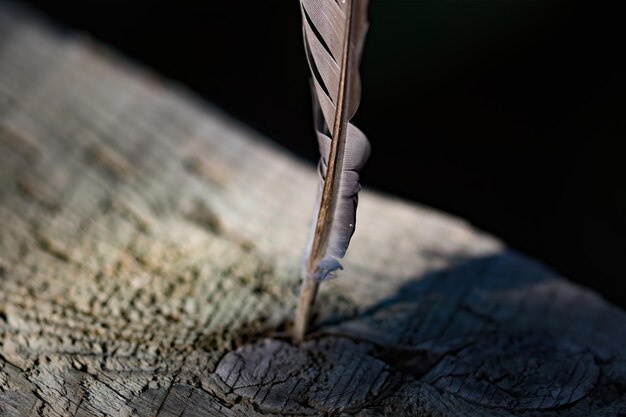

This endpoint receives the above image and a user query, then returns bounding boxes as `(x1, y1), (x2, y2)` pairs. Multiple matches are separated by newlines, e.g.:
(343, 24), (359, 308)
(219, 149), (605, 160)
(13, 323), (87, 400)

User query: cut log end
(0, 4), (625, 416)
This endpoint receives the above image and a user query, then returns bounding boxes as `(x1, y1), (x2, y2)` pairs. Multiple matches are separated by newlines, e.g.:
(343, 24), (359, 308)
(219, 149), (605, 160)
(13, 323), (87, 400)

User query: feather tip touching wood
(295, 0), (370, 341)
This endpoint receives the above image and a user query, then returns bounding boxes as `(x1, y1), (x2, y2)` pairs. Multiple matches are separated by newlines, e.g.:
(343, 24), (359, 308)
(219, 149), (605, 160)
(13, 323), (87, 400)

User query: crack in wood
(0, 5), (625, 416)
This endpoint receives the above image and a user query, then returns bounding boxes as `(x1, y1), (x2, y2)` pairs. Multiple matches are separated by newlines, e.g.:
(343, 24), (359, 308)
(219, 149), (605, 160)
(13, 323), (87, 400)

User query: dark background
(20, 1), (625, 308)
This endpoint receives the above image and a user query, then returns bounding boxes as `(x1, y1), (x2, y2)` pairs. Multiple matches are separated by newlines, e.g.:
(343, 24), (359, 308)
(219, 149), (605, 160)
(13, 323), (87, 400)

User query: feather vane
(300, 0), (370, 281)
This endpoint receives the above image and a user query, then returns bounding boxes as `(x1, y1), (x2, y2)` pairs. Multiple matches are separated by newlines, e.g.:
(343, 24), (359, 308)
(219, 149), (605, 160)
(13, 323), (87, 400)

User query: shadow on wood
(215, 252), (624, 415)
(0, 3), (624, 416)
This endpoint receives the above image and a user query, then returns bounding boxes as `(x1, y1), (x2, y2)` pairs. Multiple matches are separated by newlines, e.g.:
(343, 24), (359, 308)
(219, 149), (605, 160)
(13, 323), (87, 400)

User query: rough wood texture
(1, 5), (625, 416)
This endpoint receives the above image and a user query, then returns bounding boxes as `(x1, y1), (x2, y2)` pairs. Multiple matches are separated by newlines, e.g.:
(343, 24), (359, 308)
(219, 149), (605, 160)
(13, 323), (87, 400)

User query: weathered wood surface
(0, 5), (625, 416)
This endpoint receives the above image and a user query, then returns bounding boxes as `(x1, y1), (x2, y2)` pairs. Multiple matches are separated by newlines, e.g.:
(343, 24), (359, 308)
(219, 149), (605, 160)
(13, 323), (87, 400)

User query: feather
(300, 0), (371, 281)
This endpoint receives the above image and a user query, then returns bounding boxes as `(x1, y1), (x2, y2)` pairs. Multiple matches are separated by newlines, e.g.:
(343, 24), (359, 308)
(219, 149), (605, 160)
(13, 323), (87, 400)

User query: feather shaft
(307, 0), (354, 274)
(294, 0), (370, 341)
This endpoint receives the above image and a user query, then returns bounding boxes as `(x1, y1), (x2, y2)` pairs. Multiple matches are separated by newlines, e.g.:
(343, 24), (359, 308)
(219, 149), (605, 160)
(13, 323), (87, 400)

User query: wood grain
(0, 4), (625, 416)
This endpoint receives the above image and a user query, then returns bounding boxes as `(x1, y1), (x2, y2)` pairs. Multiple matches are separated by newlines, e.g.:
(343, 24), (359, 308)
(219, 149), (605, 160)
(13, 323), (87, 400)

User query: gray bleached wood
(0, 4), (625, 416)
